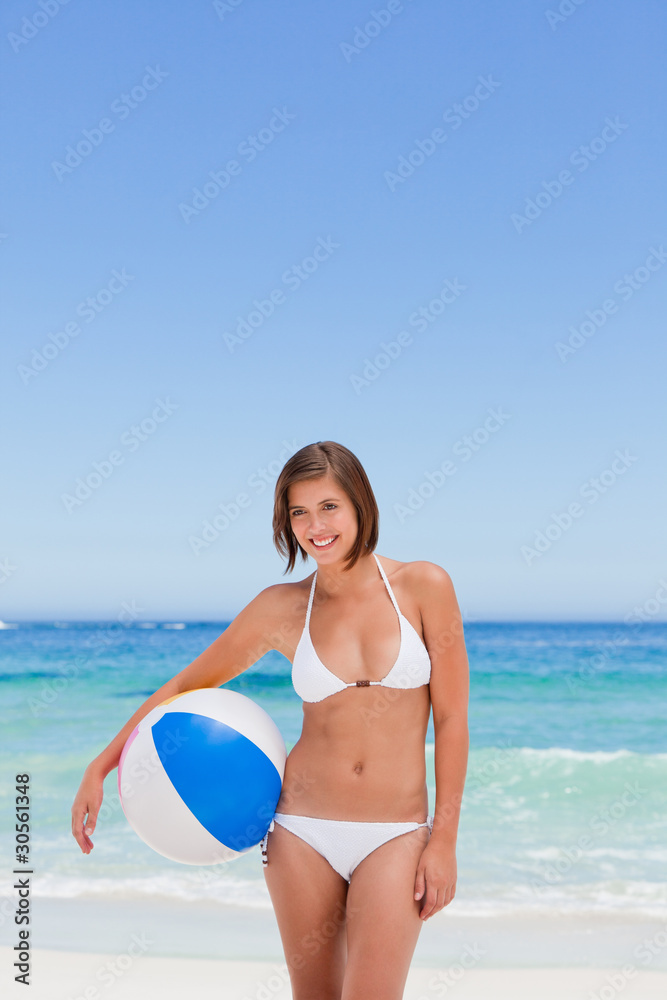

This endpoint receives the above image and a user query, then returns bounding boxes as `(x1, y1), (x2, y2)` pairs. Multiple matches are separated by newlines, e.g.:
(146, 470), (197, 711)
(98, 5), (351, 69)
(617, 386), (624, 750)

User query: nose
(306, 514), (327, 536)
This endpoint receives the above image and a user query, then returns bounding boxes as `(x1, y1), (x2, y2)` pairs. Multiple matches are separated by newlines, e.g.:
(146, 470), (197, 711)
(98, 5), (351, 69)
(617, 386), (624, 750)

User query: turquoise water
(1, 620), (665, 917)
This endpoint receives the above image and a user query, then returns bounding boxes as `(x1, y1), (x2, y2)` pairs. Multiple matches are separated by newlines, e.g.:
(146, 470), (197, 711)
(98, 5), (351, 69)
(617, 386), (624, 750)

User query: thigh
(343, 825), (431, 1000)
(262, 821), (349, 1000)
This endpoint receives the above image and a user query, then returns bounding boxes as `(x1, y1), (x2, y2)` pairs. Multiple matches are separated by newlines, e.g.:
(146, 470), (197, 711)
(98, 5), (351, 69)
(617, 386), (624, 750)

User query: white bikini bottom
(260, 811), (434, 883)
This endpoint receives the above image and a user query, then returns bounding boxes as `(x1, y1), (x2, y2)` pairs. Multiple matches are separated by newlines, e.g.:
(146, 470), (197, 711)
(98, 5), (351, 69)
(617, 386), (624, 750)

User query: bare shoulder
(383, 556), (454, 593)
(377, 557), (458, 636)
(242, 580), (303, 622)
(406, 559), (454, 588)
(248, 577), (313, 658)
(258, 576), (313, 611)
(407, 561), (457, 609)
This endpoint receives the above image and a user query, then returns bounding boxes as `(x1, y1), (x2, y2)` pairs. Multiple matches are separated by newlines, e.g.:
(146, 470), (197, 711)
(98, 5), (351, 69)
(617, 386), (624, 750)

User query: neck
(314, 550), (379, 599)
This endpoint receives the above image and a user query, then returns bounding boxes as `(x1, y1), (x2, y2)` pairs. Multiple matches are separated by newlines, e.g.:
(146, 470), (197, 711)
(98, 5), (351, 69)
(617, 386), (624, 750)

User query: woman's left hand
(414, 840), (457, 919)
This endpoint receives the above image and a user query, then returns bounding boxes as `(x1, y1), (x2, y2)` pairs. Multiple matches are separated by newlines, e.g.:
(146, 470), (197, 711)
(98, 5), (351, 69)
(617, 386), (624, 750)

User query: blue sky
(2, 0), (665, 622)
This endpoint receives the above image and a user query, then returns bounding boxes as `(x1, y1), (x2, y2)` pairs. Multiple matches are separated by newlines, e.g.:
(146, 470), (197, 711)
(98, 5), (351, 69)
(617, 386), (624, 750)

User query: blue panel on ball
(151, 712), (282, 850)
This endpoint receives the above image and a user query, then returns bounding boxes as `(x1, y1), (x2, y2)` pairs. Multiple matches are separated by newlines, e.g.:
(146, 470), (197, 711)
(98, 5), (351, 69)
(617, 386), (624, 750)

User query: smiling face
(287, 474), (359, 563)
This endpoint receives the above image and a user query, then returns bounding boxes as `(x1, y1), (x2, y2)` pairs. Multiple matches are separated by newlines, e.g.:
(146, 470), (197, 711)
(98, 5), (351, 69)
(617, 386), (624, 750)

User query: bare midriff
(275, 684), (431, 822)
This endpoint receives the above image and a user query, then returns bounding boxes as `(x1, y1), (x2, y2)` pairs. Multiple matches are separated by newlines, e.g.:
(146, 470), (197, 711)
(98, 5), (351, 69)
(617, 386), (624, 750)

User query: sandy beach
(5, 947), (667, 999)
(4, 897), (667, 999)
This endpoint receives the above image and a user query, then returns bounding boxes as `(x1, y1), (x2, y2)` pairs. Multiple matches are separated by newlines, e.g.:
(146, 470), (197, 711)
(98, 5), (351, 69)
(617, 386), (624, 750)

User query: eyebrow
(288, 497), (341, 511)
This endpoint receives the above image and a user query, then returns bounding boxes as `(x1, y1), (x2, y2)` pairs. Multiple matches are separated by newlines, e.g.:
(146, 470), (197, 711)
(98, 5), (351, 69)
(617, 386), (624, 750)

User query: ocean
(1, 620), (665, 921)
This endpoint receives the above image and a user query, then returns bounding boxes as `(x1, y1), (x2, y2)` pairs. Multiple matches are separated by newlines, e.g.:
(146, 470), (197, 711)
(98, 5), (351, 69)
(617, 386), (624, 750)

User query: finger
(426, 882), (450, 919)
(71, 806), (84, 843)
(83, 805), (97, 849)
(419, 885), (438, 920)
(82, 821), (94, 851)
(73, 824), (90, 852)
(74, 821), (93, 853)
(429, 887), (446, 919)
(414, 865), (426, 901)
(72, 806), (95, 853)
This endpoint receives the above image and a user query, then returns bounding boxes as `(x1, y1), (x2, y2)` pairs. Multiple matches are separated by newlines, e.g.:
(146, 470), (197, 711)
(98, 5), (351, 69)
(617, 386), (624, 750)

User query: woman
(72, 440), (470, 999)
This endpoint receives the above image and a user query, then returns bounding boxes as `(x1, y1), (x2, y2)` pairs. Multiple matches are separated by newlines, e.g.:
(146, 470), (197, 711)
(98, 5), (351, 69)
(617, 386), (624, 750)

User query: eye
(290, 504), (337, 516)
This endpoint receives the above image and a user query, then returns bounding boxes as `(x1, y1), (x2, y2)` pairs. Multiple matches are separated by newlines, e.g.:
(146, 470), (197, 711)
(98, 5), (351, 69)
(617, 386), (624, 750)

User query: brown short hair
(273, 441), (379, 574)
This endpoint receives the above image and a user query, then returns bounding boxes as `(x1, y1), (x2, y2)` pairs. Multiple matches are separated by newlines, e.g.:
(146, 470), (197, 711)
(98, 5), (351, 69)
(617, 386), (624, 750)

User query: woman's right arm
(71, 584), (286, 854)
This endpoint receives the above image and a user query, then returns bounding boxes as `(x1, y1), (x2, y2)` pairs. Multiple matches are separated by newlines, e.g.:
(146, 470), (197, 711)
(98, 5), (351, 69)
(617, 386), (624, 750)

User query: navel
(353, 761), (364, 775)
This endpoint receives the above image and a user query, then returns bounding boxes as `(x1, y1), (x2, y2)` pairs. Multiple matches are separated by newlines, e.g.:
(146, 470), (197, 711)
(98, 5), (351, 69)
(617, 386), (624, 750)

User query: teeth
(313, 536), (336, 547)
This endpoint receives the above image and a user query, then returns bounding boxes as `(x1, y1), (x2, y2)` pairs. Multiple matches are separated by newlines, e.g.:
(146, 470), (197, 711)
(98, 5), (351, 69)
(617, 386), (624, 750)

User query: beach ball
(117, 688), (286, 865)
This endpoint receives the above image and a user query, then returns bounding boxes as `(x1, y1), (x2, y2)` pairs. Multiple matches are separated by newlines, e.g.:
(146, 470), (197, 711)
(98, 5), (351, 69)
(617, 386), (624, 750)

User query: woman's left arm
(412, 562), (470, 920)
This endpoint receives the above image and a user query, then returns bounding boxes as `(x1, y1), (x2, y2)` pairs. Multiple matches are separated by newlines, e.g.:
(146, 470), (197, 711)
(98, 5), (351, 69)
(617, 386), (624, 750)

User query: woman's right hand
(71, 765), (105, 854)
(68, 586), (280, 855)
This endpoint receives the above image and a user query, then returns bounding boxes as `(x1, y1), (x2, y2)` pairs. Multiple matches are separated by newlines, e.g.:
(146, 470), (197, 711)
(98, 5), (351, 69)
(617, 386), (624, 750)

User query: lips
(310, 535), (338, 549)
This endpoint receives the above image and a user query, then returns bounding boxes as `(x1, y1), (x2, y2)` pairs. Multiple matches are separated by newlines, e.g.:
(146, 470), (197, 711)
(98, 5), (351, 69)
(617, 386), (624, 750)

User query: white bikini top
(292, 552), (432, 704)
